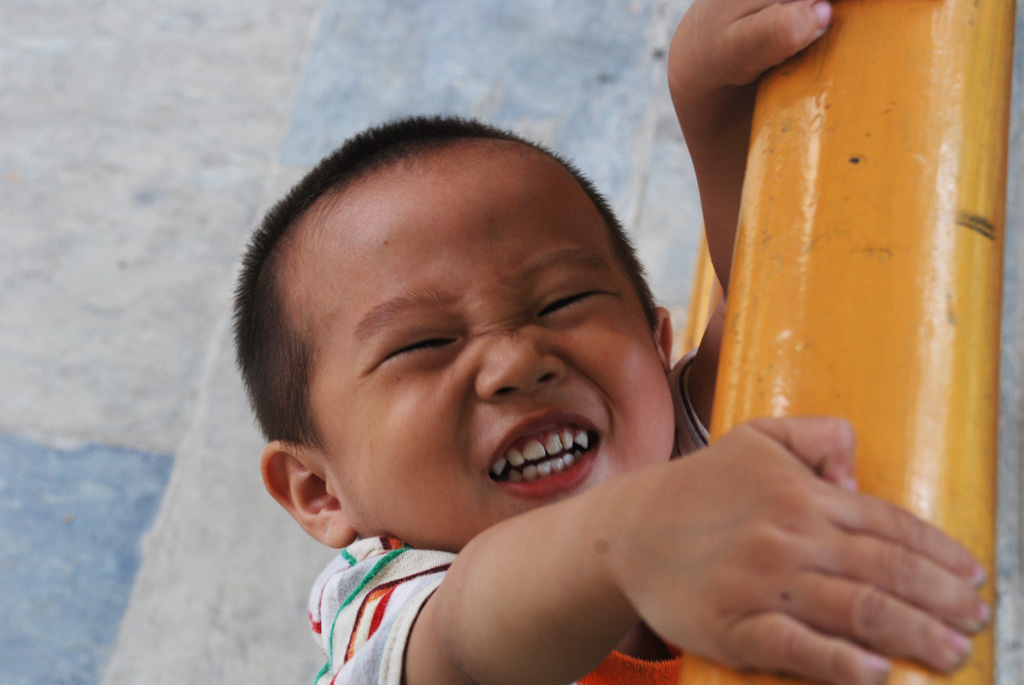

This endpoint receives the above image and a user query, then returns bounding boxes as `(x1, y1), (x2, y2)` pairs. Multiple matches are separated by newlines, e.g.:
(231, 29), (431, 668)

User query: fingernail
(813, 1), (833, 29)
(973, 565), (987, 588)
(977, 601), (991, 627)
(865, 654), (891, 676)
(947, 631), (971, 665)
(841, 475), (858, 493)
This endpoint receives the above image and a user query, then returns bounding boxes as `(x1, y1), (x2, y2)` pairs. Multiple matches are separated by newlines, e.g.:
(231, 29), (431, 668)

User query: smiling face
(282, 141), (676, 551)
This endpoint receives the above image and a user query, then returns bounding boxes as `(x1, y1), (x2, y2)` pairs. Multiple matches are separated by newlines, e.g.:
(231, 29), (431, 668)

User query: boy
(232, 1), (990, 683)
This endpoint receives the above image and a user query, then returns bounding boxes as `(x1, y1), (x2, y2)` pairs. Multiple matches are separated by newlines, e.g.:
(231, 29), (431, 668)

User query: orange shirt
(579, 651), (682, 685)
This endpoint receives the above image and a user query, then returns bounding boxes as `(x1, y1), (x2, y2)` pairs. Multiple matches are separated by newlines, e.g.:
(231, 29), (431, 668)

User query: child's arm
(405, 417), (987, 685)
(669, 0), (833, 292)
(671, 0), (834, 424)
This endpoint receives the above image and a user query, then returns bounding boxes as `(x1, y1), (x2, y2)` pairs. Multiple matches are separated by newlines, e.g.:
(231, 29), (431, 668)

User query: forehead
(281, 141), (619, 330)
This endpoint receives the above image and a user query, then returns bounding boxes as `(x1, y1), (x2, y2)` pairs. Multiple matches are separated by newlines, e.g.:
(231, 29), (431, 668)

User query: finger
(722, 0), (833, 85)
(780, 574), (973, 673)
(725, 612), (891, 685)
(825, 534), (990, 634)
(745, 416), (857, 490)
(828, 490), (983, 583)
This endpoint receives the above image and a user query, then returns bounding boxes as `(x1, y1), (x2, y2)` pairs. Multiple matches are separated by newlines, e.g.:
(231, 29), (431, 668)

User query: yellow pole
(678, 234), (722, 356)
(678, 0), (1014, 683)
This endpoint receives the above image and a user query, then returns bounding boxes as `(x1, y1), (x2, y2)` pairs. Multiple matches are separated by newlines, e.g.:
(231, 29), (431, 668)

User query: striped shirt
(310, 536), (454, 685)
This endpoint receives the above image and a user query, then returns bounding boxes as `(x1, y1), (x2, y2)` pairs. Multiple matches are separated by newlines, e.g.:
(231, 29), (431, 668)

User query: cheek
(627, 377), (676, 461)
(370, 372), (459, 437)
(343, 372), (468, 489)
(603, 334), (677, 461)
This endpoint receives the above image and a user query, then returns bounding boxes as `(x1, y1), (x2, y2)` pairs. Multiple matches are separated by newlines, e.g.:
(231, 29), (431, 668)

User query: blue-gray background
(1, 2), (1021, 683)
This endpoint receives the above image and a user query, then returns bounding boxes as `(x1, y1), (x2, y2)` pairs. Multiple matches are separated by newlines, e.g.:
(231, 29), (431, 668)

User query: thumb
(744, 416), (857, 491)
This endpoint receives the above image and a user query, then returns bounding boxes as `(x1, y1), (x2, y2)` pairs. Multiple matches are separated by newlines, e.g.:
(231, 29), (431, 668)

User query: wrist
(674, 84), (755, 142)
(576, 479), (642, 629)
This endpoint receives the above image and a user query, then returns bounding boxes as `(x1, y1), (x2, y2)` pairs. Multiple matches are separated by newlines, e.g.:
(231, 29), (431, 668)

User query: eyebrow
(353, 247), (614, 343)
(354, 289), (458, 344)
(520, 247), (614, 280)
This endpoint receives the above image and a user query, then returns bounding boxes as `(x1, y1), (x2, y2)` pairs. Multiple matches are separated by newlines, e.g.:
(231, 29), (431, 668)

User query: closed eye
(387, 338), (455, 360)
(539, 291), (601, 317)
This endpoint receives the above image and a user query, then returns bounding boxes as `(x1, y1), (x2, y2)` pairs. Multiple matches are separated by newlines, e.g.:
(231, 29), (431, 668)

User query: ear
(261, 440), (358, 548)
(652, 307), (674, 372)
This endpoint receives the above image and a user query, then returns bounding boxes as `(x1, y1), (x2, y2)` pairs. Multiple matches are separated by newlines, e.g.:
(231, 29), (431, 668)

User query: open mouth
(489, 427), (596, 483)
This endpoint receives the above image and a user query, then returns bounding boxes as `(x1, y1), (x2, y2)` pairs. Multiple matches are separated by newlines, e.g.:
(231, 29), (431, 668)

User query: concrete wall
(0, 1), (1020, 683)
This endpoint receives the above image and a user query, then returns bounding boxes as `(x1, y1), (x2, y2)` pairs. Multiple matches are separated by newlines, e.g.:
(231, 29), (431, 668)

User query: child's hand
(598, 417), (987, 685)
(669, 0), (832, 100)
(668, 0), (833, 291)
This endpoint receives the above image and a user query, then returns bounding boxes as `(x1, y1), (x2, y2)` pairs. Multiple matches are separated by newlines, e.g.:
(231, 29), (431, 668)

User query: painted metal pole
(678, 0), (1015, 683)
(678, 234), (722, 356)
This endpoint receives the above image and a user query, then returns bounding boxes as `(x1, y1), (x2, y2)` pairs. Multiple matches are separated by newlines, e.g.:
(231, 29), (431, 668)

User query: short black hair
(233, 115), (657, 447)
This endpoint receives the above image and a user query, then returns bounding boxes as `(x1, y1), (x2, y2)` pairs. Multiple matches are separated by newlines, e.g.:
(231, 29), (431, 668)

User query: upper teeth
(545, 434), (562, 453)
(490, 429), (590, 479)
(523, 441), (546, 461)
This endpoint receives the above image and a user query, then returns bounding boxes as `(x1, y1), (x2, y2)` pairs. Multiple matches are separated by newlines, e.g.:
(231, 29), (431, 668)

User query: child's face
(287, 142), (676, 551)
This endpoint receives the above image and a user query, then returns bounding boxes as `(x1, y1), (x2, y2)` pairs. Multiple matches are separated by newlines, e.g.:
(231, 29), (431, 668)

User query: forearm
(671, 84), (754, 294)
(671, 88), (746, 430)
(405, 490), (638, 685)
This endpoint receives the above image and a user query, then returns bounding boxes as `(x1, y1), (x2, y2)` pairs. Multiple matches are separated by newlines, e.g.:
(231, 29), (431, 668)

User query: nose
(475, 330), (566, 400)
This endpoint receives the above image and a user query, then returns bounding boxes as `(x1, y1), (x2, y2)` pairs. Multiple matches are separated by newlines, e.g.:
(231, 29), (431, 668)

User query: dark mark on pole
(956, 211), (996, 240)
